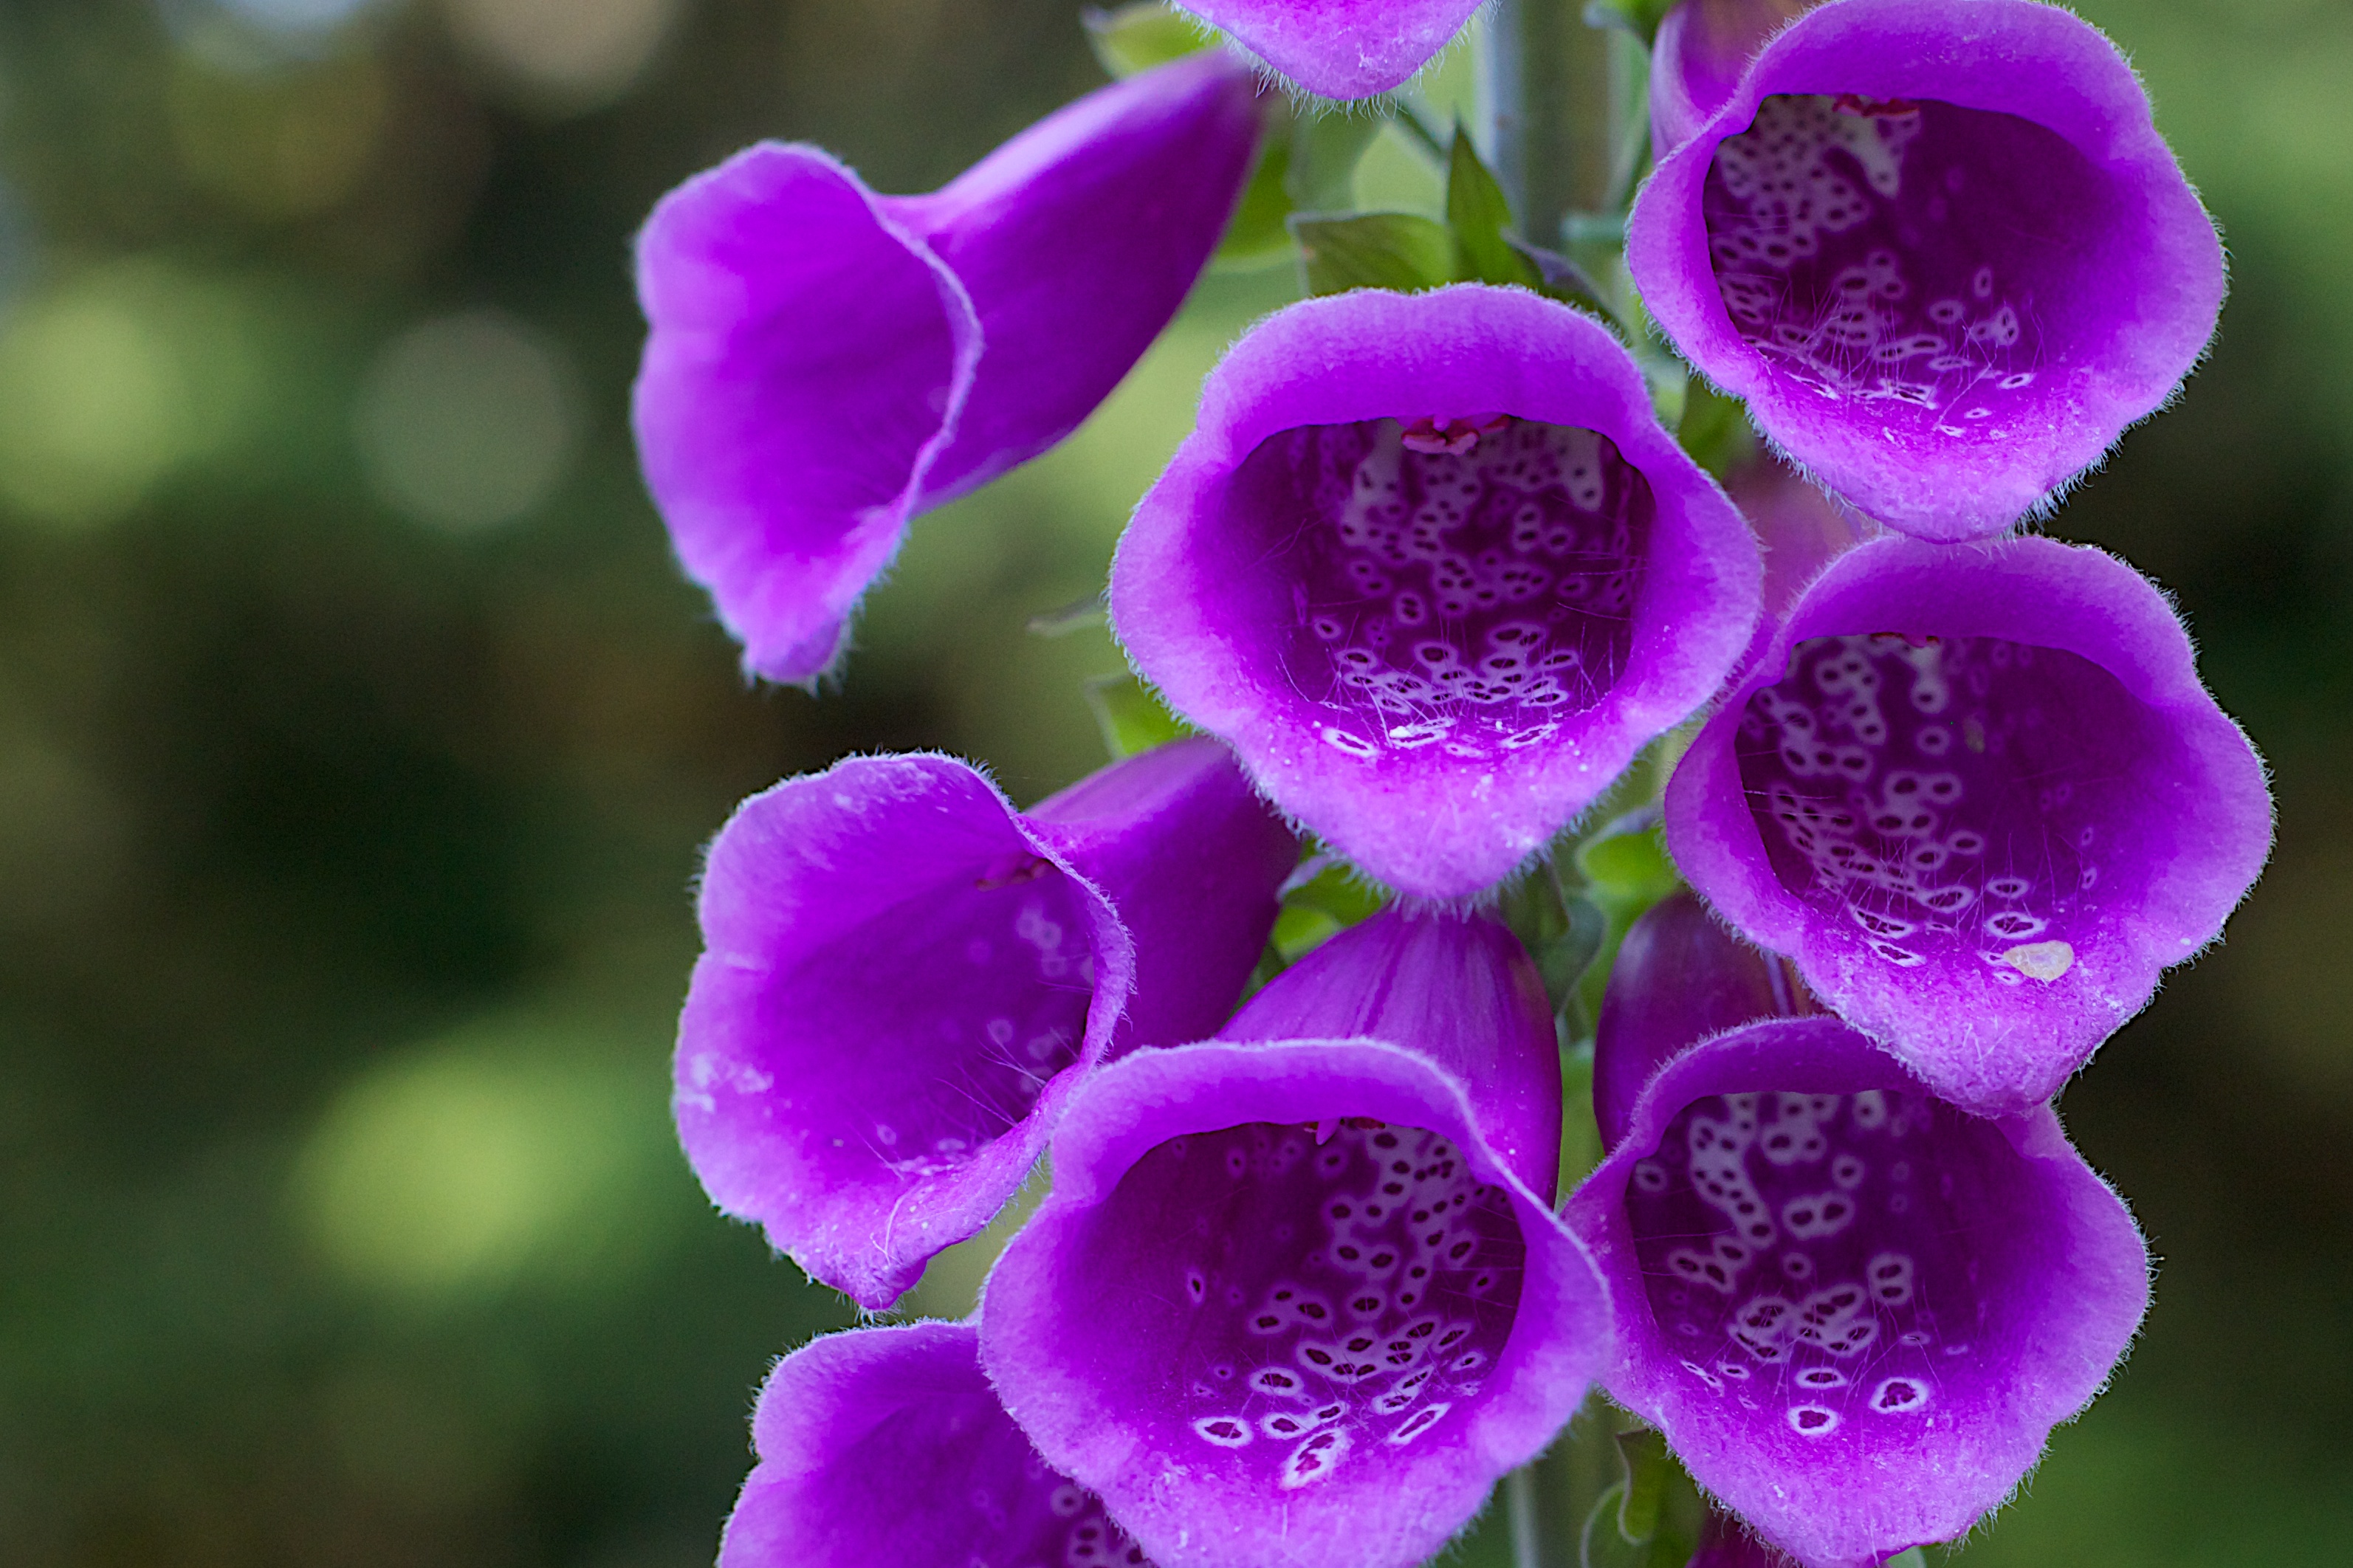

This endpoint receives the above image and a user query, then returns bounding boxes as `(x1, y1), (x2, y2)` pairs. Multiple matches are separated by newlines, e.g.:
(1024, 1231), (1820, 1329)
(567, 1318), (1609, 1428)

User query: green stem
(1479, 0), (1615, 246)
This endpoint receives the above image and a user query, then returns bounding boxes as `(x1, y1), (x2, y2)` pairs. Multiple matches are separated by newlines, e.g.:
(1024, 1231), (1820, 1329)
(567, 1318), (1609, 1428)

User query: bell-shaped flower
(676, 737), (1298, 1308)
(1564, 1016), (2149, 1567)
(1663, 534), (2270, 1116)
(1179, 1), (1483, 100)
(1111, 283), (1761, 901)
(1651, 0), (1813, 157)
(1627, 0), (2226, 540)
(980, 908), (1607, 1568)
(633, 50), (1261, 683)
(721, 1318), (1153, 1568)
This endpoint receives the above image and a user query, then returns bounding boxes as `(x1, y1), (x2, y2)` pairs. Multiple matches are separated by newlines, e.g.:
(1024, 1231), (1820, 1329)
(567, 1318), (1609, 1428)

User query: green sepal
(1445, 125), (1543, 289)
(1082, 2), (1217, 78)
(1291, 212), (1465, 296)
(1083, 673), (1193, 760)
(1216, 134), (1298, 267)
(1676, 378), (1757, 479)
(1581, 1428), (1706, 1568)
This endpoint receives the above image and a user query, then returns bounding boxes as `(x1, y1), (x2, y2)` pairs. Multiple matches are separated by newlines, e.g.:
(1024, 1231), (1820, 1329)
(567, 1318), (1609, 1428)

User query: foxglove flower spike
(1178, 1), (1483, 100)
(721, 1318), (1152, 1568)
(1629, 0), (2226, 539)
(676, 738), (1296, 1307)
(633, 50), (1261, 682)
(1112, 283), (1761, 901)
(1564, 1017), (2149, 1568)
(1664, 534), (2270, 1114)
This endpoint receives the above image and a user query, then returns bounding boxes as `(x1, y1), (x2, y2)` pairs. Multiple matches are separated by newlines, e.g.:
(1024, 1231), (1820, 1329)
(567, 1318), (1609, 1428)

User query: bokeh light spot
(354, 309), (583, 533)
(169, 52), (391, 219)
(444, 0), (687, 109)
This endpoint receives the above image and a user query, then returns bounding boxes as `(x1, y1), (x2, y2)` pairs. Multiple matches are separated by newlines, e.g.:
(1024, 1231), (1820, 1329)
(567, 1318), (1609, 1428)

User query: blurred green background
(0, 1), (2347, 1564)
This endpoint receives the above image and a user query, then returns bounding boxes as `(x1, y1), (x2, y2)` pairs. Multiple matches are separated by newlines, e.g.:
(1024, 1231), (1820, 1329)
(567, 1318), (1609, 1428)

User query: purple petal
(980, 1039), (1609, 1568)
(1110, 283), (1762, 900)
(1180, 1), (1484, 99)
(1689, 1509), (1806, 1568)
(1223, 906), (1562, 1197)
(633, 52), (1260, 684)
(1628, 0), (2226, 539)
(676, 740), (1289, 1308)
(723, 1318), (1152, 1568)
(1593, 890), (1801, 1151)
(1563, 1017), (2149, 1568)
(1652, 1), (1813, 157)
(1663, 534), (2272, 1114)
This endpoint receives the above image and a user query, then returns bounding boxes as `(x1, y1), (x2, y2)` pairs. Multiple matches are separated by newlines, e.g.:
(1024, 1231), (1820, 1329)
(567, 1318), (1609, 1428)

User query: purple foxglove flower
(1663, 534), (2271, 1115)
(979, 918), (1606, 1568)
(1110, 283), (1762, 901)
(1179, 1), (1483, 100)
(721, 1317), (1153, 1568)
(1651, 0), (1813, 157)
(633, 51), (1261, 684)
(1689, 1507), (1807, 1567)
(1564, 1016), (2149, 1568)
(676, 737), (1297, 1308)
(1627, 0), (2226, 540)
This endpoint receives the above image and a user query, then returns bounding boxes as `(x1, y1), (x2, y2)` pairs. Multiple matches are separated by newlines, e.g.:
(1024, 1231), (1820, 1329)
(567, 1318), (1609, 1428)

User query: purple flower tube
(1652, 0), (1813, 157)
(1664, 534), (2271, 1116)
(1628, 0), (2226, 540)
(633, 51), (1260, 683)
(676, 738), (1296, 1308)
(1111, 284), (1761, 901)
(1564, 1016), (2149, 1568)
(1179, 1), (1484, 100)
(721, 1318), (1152, 1568)
(979, 912), (1606, 1568)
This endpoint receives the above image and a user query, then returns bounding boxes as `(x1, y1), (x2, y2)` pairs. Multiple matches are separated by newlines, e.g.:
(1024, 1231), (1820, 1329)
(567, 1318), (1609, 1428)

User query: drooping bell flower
(633, 50), (1261, 684)
(1110, 283), (1762, 901)
(1178, 1), (1483, 100)
(1627, 0), (2226, 540)
(979, 910), (1607, 1568)
(1593, 888), (1811, 1151)
(1651, 0), (1813, 157)
(721, 1318), (1153, 1568)
(1563, 1016), (2149, 1568)
(1663, 534), (2270, 1115)
(676, 737), (1297, 1308)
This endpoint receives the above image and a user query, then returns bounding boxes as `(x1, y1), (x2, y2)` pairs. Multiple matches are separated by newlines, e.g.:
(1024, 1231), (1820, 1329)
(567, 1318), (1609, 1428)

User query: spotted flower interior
(1705, 94), (2109, 438)
(1734, 631), (2157, 984)
(1627, 1087), (2021, 1447)
(1235, 416), (1652, 764)
(1091, 1119), (1524, 1492)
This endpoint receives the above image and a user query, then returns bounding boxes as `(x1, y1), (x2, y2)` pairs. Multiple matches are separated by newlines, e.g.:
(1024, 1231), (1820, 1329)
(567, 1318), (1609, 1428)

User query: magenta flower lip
(1665, 534), (2271, 1115)
(979, 1038), (1608, 1568)
(1564, 1016), (2149, 1568)
(633, 50), (1260, 683)
(1111, 283), (1761, 901)
(676, 739), (1294, 1308)
(721, 1318), (1151, 1568)
(1628, 0), (2226, 540)
(1180, 1), (1484, 100)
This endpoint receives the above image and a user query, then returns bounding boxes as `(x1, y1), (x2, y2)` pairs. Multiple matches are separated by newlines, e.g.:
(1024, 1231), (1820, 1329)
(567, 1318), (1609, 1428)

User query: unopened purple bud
(979, 994), (1609, 1566)
(1663, 534), (2270, 1114)
(1629, 0), (2225, 540)
(1223, 906), (1562, 1197)
(721, 1318), (1152, 1568)
(1111, 283), (1761, 901)
(1179, 1), (1483, 100)
(1594, 890), (1807, 1151)
(1564, 1017), (2148, 1568)
(676, 738), (1296, 1307)
(633, 51), (1260, 683)
(1652, 0), (1816, 157)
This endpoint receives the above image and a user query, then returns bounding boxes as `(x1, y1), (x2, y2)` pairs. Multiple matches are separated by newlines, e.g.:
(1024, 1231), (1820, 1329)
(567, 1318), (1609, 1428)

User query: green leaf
(1581, 1429), (1706, 1568)
(1507, 236), (1616, 321)
(1444, 125), (1542, 288)
(1082, 3), (1217, 78)
(1083, 673), (1192, 760)
(1573, 815), (1685, 1024)
(1290, 212), (1464, 297)
(1676, 378), (1756, 478)
(1215, 135), (1297, 268)
(1285, 110), (1387, 211)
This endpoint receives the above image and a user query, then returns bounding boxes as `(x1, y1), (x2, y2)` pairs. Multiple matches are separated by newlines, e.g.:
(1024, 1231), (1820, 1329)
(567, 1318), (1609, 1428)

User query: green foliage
(1582, 0), (1679, 48)
(1446, 125), (1543, 289)
(1217, 134), (1300, 266)
(1082, 2), (1217, 78)
(1265, 856), (1386, 967)
(1291, 210), (1466, 295)
(1676, 378), (1756, 478)
(1581, 1428), (1707, 1568)
(1288, 110), (1389, 210)
(1084, 672), (1193, 759)
(1573, 814), (1685, 1024)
